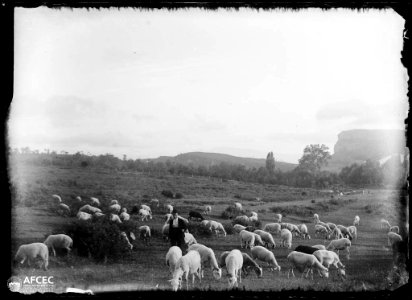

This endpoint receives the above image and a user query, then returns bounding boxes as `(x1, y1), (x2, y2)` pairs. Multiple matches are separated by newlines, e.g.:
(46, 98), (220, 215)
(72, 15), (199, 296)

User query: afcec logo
(8, 276), (55, 294)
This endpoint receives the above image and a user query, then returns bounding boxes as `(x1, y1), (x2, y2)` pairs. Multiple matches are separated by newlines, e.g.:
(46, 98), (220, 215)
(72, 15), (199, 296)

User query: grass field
(9, 163), (409, 293)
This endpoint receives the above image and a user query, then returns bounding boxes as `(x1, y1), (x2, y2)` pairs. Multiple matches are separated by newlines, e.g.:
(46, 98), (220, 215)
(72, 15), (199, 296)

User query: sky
(8, 8), (408, 163)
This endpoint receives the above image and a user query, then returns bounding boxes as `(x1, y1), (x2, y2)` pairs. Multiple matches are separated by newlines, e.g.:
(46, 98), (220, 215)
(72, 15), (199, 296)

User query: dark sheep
(294, 245), (320, 255)
(188, 211), (204, 221)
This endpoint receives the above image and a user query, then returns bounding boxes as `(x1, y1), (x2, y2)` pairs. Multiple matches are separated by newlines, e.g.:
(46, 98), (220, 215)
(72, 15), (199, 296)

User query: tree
(297, 144), (331, 174)
(266, 151), (276, 175)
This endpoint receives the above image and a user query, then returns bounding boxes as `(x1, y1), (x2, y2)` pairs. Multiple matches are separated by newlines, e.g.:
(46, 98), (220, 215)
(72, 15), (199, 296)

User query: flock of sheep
(13, 195), (406, 291)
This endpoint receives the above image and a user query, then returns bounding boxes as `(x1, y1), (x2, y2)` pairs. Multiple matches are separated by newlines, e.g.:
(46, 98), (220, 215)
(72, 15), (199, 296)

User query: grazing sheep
(93, 212), (105, 218)
(233, 224), (247, 234)
(336, 225), (353, 240)
(326, 222), (337, 231)
(110, 200), (119, 205)
(316, 220), (331, 232)
(78, 204), (102, 215)
(77, 211), (92, 221)
(165, 204), (173, 214)
(294, 245), (321, 255)
(313, 250), (346, 279)
(263, 223), (281, 235)
(347, 225), (357, 240)
(43, 234), (73, 257)
(387, 232), (402, 247)
(313, 213), (320, 223)
(287, 224), (301, 237)
(298, 224), (311, 240)
(252, 232), (265, 247)
(274, 213), (282, 223)
(188, 211), (205, 221)
(169, 250), (202, 291)
(201, 220), (211, 230)
(120, 232), (133, 250)
(354, 215), (360, 227)
(234, 215), (250, 225)
(225, 249), (243, 289)
(150, 198), (160, 207)
(241, 252), (263, 278)
(138, 208), (152, 221)
(109, 214), (122, 224)
(280, 228), (293, 248)
(314, 224), (330, 239)
(166, 246), (183, 274)
(120, 208), (130, 221)
(75, 196), (82, 202)
(218, 251), (231, 268)
(109, 204), (121, 214)
(184, 232), (197, 246)
(162, 224), (170, 241)
(287, 251), (329, 280)
(312, 244), (326, 250)
(326, 238), (351, 259)
(140, 204), (152, 214)
(234, 202), (243, 211)
(249, 214), (258, 222)
(239, 230), (256, 249)
(250, 246), (281, 272)
(203, 205), (212, 215)
(188, 244), (222, 279)
(381, 219), (391, 231)
(58, 203), (71, 216)
(254, 229), (276, 248)
(331, 227), (344, 240)
(208, 220), (227, 237)
(139, 225), (151, 245)
(15, 243), (49, 270)
(52, 194), (62, 203)
(390, 226), (400, 234)
(90, 197), (100, 207)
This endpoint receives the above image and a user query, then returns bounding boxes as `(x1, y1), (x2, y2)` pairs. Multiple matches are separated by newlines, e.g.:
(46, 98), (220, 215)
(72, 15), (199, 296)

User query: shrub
(187, 222), (212, 237)
(161, 190), (174, 198)
(175, 192), (184, 199)
(221, 205), (243, 220)
(222, 222), (234, 235)
(311, 199), (316, 203)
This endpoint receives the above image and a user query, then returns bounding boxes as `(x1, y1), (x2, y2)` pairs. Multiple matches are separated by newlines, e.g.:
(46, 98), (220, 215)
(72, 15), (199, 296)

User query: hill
(149, 152), (297, 172)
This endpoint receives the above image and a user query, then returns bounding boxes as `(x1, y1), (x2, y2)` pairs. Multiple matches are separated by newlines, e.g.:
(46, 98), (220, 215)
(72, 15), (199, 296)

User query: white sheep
(184, 232), (197, 246)
(381, 219), (391, 231)
(234, 215), (250, 225)
(233, 224), (247, 234)
(150, 198), (160, 207)
(43, 234), (73, 257)
(347, 226), (358, 240)
(208, 220), (226, 237)
(254, 229), (276, 248)
(110, 213), (122, 224)
(165, 213), (173, 223)
(326, 222), (337, 231)
(387, 232), (402, 247)
(140, 204), (152, 214)
(241, 252), (263, 278)
(201, 220), (211, 230)
(120, 232), (133, 250)
(298, 224), (310, 240)
(314, 224), (330, 239)
(252, 232), (265, 247)
(203, 205), (212, 215)
(77, 211), (92, 221)
(66, 287), (93, 295)
(280, 228), (293, 248)
(390, 226), (400, 234)
(78, 204), (102, 215)
(313, 213), (320, 223)
(139, 225), (151, 245)
(313, 249), (346, 279)
(110, 199), (119, 205)
(218, 251), (231, 268)
(58, 203), (71, 216)
(90, 197), (100, 207)
(250, 246), (281, 272)
(274, 213), (282, 223)
(162, 223), (170, 241)
(93, 212), (105, 218)
(15, 243), (49, 270)
(188, 244), (222, 279)
(75, 196), (82, 202)
(109, 204), (121, 214)
(52, 194), (62, 203)
(166, 246), (183, 274)
(316, 220), (331, 232)
(326, 238), (351, 259)
(165, 204), (173, 214)
(239, 230), (255, 249)
(353, 215), (360, 227)
(169, 250), (202, 291)
(287, 251), (329, 280)
(336, 225), (353, 240)
(263, 223), (281, 235)
(138, 208), (152, 221)
(119, 208), (130, 221)
(249, 214), (258, 222)
(287, 223), (301, 237)
(225, 249), (243, 289)
(312, 244), (326, 250)
(234, 202), (243, 211)
(331, 227), (344, 240)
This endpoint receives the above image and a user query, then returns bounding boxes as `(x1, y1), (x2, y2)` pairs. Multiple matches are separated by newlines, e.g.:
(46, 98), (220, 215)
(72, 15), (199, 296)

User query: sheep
(336, 225), (353, 240)
(93, 212), (105, 218)
(110, 199), (119, 205)
(241, 252), (263, 278)
(218, 251), (231, 268)
(326, 238), (351, 259)
(75, 196), (82, 202)
(294, 245), (321, 255)
(314, 224), (330, 239)
(208, 220), (227, 237)
(166, 246), (183, 274)
(239, 230), (255, 249)
(313, 250), (346, 279)
(110, 213), (122, 224)
(280, 228), (292, 248)
(58, 203), (71, 216)
(298, 224), (311, 240)
(234, 215), (250, 225)
(188, 211), (205, 221)
(90, 197), (100, 206)
(138, 208), (152, 221)
(347, 226), (358, 240)
(43, 234), (73, 257)
(287, 251), (329, 280)
(353, 215), (360, 227)
(140, 204), (152, 214)
(203, 205), (212, 215)
(252, 232), (265, 246)
(313, 213), (320, 223)
(78, 204), (102, 215)
(120, 232), (133, 250)
(263, 223), (281, 235)
(274, 213), (282, 223)
(109, 204), (121, 214)
(387, 232), (402, 247)
(331, 227), (344, 240)
(162, 223), (170, 241)
(169, 250), (202, 291)
(52, 194), (62, 203)
(119, 208), (130, 221)
(315, 220), (331, 232)
(234, 202), (243, 211)
(165, 204), (173, 214)
(184, 232), (197, 246)
(326, 222), (337, 231)
(249, 214), (258, 222)
(77, 211), (92, 221)
(188, 244), (222, 279)
(250, 246), (281, 272)
(254, 229), (276, 248)
(66, 287), (93, 295)
(287, 224), (301, 237)
(312, 244), (326, 250)
(165, 213), (173, 223)
(390, 226), (400, 234)
(139, 225), (151, 245)
(225, 249), (243, 289)
(201, 220), (211, 230)
(14, 243), (49, 270)
(381, 218), (391, 231)
(150, 198), (160, 207)
(233, 224), (247, 234)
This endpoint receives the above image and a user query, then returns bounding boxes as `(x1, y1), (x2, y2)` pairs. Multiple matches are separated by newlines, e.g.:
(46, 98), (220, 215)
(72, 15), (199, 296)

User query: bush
(187, 222), (212, 237)
(175, 192), (184, 199)
(311, 199), (316, 203)
(221, 205), (243, 220)
(222, 222), (234, 235)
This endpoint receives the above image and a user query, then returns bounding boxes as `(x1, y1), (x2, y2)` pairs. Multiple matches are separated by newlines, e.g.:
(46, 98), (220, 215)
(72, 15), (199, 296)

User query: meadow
(9, 162), (408, 293)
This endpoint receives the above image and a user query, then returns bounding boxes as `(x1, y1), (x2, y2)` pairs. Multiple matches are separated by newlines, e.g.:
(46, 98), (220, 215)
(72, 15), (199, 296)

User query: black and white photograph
(7, 6), (409, 294)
